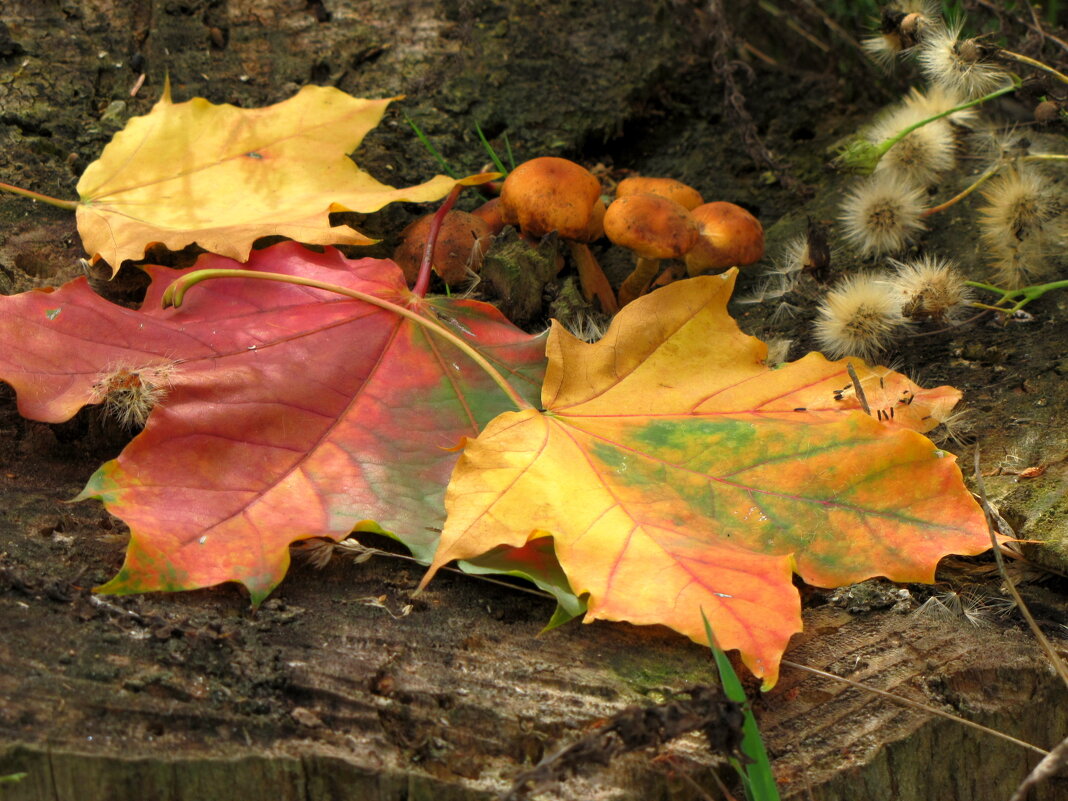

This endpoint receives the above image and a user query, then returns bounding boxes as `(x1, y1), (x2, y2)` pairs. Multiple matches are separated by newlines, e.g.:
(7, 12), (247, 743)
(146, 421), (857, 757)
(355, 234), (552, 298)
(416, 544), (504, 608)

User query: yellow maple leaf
(76, 84), (481, 272)
(423, 272), (991, 687)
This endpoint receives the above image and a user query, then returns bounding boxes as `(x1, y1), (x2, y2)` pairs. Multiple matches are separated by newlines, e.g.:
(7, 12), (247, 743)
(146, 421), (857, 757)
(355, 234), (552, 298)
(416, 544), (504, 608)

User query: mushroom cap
(615, 176), (704, 210)
(393, 210), (492, 286)
(499, 157), (605, 242)
(471, 197), (506, 235)
(685, 201), (764, 275)
(603, 193), (699, 260)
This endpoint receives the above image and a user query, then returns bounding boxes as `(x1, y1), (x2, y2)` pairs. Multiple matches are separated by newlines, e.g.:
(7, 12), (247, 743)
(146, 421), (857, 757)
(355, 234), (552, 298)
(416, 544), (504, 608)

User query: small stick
(781, 659), (1048, 757)
(845, 362), (870, 416)
(972, 446), (1068, 690)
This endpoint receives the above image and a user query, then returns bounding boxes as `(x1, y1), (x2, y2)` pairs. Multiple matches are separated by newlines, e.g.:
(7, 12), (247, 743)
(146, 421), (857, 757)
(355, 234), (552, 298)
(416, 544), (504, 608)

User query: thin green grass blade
(403, 113), (459, 179)
(474, 121), (509, 175)
(502, 131), (516, 171)
(703, 611), (781, 801)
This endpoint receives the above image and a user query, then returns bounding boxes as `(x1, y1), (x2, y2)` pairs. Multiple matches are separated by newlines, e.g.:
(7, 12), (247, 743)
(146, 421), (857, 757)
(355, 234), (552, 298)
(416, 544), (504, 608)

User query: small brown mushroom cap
(499, 157), (605, 242)
(603, 193), (699, 260)
(684, 201), (764, 275)
(393, 210), (492, 286)
(615, 176), (704, 211)
(470, 197), (506, 235)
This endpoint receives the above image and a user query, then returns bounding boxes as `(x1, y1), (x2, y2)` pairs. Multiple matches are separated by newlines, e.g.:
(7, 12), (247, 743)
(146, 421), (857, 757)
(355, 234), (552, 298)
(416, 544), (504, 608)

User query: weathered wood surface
(1, 477), (1066, 801)
(1, 2), (1067, 800)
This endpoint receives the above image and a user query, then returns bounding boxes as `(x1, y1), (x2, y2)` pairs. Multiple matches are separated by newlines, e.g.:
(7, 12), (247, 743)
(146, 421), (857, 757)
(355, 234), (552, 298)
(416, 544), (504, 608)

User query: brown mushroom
(615, 176), (704, 211)
(499, 157), (617, 313)
(393, 210), (492, 287)
(684, 202), (764, 276)
(603, 193), (700, 306)
(471, 197), (506, 235)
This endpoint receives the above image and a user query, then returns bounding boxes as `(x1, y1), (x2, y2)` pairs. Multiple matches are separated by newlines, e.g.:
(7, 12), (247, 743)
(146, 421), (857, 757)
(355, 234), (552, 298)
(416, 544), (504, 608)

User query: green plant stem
(161, 269), (531, 411)
(965, 279), (1068, 313)
(924, 154), (1068, 217)
(838, 77), (1022, 172)
(0, 181), (80, 210)
(922, 163), (1000, 217)
(413, 184), (462, 298)
(1022, 153), (1068, 163)
(999, 49), (1068, 85)
(884, 78), (1021, 151)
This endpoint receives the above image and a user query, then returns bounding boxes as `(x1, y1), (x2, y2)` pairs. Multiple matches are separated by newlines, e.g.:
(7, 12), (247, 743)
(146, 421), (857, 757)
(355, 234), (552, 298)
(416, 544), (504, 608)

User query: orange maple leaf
(76, 83), (485, 271)
(422, 271), (992, 687)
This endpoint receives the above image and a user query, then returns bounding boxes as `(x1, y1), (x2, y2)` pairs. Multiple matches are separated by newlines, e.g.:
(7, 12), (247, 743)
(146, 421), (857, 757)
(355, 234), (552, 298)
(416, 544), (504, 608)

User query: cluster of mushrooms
(393, 157), (765, 314)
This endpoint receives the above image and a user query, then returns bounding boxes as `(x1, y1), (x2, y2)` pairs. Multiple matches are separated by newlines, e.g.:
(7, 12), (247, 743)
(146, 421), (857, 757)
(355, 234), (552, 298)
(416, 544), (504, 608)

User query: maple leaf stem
(0, 181), (80, 210)
(413, 184), (464, 299)
(161, 268), (532, 411)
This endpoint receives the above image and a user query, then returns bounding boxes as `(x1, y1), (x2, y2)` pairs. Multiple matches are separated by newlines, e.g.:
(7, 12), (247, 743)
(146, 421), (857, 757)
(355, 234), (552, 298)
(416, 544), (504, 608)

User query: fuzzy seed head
(814, 274), (905, 360)
(979, 168), (1063, 286)
(902, 85), (978, 128)
(918, 22), (1007, 98)
(775, 225), (832, 278)
(862, 32), (908, 69)
(863, 1), (939, 68)
(889, 255), (972, 321)
(840, 174), (928, 256)
(980, 168), (1056, 243)
(93, 362), (176, 429)
(968, 125), (1033, 164)
(869, 104), (956, 186)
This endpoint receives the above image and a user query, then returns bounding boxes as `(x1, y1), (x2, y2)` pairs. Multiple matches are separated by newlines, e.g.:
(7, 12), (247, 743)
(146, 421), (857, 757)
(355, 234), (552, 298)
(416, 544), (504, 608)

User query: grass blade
(703, 611), (781, 801)
(474, 120), (509, 175)
(403, 113), (459, 179)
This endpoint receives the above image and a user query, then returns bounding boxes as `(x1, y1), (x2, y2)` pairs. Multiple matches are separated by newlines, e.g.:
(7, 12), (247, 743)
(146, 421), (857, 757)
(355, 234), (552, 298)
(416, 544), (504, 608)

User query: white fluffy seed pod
(814, 274), (907, 360)
(888, 254), (972, 321)
(840, 173), (928, 256)
(979, 168), (1063, 287)
(93, 361), (178, 429)
(918, 21), (1008, 98)
(869, 104), (957, 186)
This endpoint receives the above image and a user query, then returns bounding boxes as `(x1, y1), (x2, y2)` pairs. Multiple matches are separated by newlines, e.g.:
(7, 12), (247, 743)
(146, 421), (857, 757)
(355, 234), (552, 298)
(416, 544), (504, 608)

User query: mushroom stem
(568, 241), (619, 314)
(617, 257), (662, 307)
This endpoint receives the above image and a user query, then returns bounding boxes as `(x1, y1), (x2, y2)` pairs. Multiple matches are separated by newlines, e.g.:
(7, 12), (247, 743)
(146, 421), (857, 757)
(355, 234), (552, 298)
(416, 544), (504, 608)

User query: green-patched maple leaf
(0, 242), (546, 601)
(423, 271), (992, 687)
(71, 84), (490, 271)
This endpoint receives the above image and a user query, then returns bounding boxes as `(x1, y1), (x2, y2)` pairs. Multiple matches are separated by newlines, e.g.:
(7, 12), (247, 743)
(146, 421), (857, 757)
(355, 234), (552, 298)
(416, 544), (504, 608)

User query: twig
(971, 446), (1068, 691)
(845, 362), (870, 416)
(972, 0), (1068, 53)
(705, 0), (811, 197)
(1010, 735), (1068, 801)
(793, 0), (866, 57)
(780, 660), (1049, 757)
